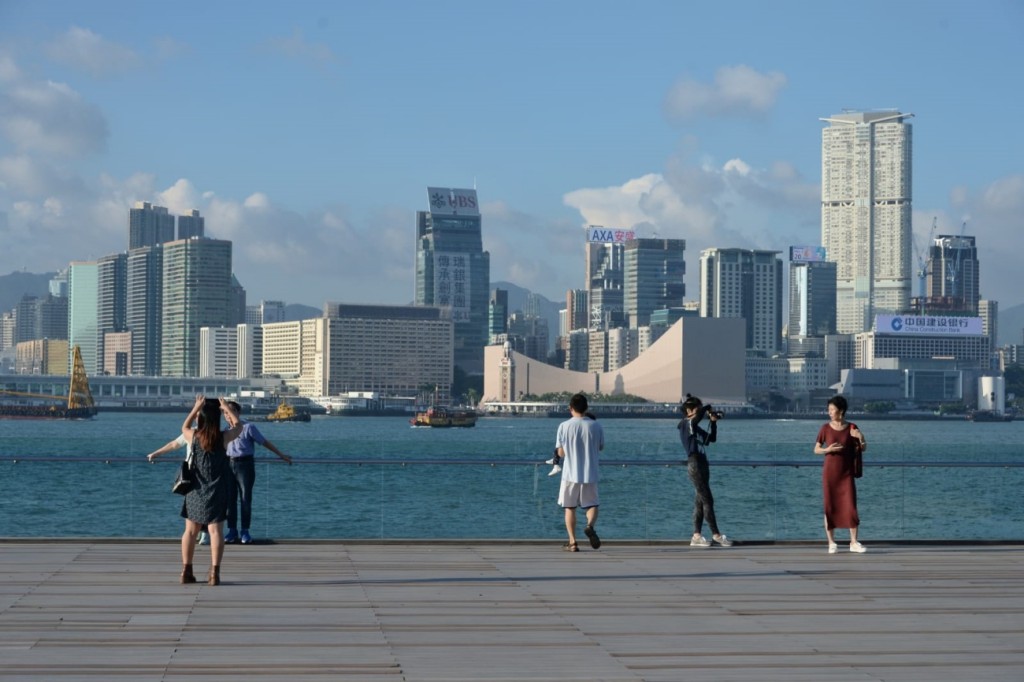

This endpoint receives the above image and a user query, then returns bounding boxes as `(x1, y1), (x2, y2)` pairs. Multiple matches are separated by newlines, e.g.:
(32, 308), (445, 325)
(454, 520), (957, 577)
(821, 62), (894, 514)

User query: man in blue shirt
(555, 393), (604, 552)
(224, 401), (293, 544)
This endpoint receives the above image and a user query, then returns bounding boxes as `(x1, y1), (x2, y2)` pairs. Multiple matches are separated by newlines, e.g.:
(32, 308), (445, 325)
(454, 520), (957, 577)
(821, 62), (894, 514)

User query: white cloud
(663, 65), (787, 123)
(0, 79), (108, 158)
(44, 27), (141, 77)
(259, 29), (339, 69)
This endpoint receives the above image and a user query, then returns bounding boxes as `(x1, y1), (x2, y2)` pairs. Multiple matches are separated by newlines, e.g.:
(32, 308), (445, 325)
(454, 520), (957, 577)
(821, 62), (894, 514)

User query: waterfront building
(926, 233), (979, 314)
(160, 238), (234, 377)
(699, 248), (783, 354)
(855, 315), (990, 370)
(821, 110), (914, 334)
(624, 238), (686, 328)
(176, 209), (205, 240)
(128, 202), (175, 249)
(102, 331), (131, 375)
(126, 245), (163, 376)
(199, 326), (239, 379)
(68, 261), (100, 375)
(236, 323), (262, 379)
(787, 246), (836, 357)
(414, 187), (490, 376)
(484, 317), (746, 406)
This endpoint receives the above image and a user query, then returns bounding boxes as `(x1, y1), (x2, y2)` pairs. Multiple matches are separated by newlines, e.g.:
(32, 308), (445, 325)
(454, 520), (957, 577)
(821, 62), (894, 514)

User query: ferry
(409, 406), (478, 428)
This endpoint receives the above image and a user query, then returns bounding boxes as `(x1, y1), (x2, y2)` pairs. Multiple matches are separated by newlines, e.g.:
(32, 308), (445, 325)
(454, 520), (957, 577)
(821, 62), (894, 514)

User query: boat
(250, 401), (311, 423)
(409, 406), (478, 428)
(0, 346), (97, 420)
(966, 410), (1014, 422)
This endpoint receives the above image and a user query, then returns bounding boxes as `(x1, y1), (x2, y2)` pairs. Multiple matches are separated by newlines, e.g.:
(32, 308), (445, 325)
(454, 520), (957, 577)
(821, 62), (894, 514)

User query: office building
(855, 314), (990, 370)
(236, 323), (263, 379)
(68, 261), (100, 374)
(97, 252), (127, 366)
(199, 326), (239, 379)
(927, 233), (979, 314)
(623, 238), (686, 328)
(788, 246), (837, 356)
(160, 238), (234, 377)
(128, 202), (175, 249)
(565, 289), (589, 333)
(15, 338), (69, 375)
(126, 245), (163, 376)
(14, 294), (68, 343)
(177, 209), (205, 240)
(102, 331), (131, 375)
(821, 110), (914, 333)
(488, 288), (508, 344)
(586, 238), (624, 331)
(699, 248), (783, 354)
(415, 187), (490, 375)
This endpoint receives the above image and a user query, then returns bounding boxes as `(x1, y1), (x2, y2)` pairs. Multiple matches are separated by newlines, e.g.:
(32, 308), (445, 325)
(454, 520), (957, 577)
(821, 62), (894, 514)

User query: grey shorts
(558, 481), (599, 509)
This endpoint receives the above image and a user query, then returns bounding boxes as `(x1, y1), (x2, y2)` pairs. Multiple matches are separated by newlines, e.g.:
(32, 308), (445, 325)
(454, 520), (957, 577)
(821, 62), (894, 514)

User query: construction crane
(913, 217), (937, 298)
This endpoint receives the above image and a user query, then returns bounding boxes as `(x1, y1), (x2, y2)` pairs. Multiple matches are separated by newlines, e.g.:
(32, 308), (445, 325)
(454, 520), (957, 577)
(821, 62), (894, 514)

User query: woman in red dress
(814, 395), (867, 554)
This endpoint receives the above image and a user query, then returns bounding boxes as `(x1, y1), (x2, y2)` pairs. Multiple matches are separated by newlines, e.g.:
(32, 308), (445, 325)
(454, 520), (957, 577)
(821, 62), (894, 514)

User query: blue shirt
(555, 416), (603, 484)
(226, 421), (266, 458)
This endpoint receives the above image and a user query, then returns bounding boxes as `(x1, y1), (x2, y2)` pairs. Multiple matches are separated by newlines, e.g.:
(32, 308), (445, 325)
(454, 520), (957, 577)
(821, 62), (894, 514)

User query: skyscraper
(927, 232), (979, 314)
(787, 246), (837, 357)
(699, 248), (782, 354)
(160, 238), (234, 377)
(97, 252), (127, 367)
(415, 187), (490, 375)
(68, 261), (100, 374)
(586, 239), (625, 331)
(488, 288), (508, 344)
(126, 245), (163, 376)
(128, 202), (175, 249)
(821, 110), (914, 333)
(623, 238), (686, 328)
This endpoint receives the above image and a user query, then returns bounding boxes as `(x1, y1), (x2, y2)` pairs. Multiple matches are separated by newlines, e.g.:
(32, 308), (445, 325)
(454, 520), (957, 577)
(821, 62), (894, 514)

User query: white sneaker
(197, 531), (209, 546)
(690, 534), (711, 548)
(849, 541), (867, 553)
(712, 534), (733, 547)
(544, 458), (557, 465)
(547, 464), (562, 477)
(828, 543), (838, 554)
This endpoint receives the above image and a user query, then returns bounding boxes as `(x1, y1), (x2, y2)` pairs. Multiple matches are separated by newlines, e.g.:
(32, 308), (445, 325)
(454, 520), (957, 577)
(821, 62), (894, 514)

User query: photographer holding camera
(678, 394), (733, 548)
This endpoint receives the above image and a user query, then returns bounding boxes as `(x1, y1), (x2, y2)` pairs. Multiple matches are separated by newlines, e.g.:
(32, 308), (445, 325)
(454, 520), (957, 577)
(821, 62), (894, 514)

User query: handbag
(172, 449), (195, 495)
(853, 451), (863, 479)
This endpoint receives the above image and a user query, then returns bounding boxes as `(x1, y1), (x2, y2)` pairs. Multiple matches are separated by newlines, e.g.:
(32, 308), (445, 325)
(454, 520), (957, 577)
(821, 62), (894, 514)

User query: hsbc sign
(587, 226), (636, 244)
(427, 187), (479, 217)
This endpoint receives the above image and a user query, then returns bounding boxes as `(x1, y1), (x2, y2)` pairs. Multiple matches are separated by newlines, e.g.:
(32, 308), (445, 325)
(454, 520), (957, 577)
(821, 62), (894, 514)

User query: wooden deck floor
(1, 541), (1022, 681)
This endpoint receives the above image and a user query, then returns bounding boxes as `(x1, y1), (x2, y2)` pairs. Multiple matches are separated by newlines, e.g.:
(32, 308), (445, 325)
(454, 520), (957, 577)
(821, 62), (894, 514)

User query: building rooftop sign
(427, 187), (479, 217)
(586, 225), (636, 244)
(876, 314), (983, 336)
(790, 245), (827, 262)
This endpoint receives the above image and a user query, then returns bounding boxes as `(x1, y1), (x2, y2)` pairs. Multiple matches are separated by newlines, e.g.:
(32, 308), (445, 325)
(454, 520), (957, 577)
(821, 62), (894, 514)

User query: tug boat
(409, 406), (478, 428)
(251, 401), (311, 423)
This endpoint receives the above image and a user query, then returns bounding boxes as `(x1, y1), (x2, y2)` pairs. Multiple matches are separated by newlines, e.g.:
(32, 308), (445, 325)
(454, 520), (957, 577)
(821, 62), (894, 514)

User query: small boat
(966, 410), (1014, 422)
(409, 406), (478, 428)
(251, 401), (311, 423)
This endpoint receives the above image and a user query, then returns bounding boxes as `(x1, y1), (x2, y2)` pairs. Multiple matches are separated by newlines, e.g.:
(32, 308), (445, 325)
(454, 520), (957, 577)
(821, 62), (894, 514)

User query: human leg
(235, 456), (256, 533)
(687, 455), (718, 535)
(180, 520), (199, 583)
(224, 459), (240, 539)
(584, 506), (601, 549)
(824, 514), (838, 553)
(563, 506), (578, 548)
(206, 521), (224, 584)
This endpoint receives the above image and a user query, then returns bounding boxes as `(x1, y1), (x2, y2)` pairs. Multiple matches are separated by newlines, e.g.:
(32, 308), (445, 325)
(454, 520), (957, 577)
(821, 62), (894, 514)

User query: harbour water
(1, 413), (1021, 542)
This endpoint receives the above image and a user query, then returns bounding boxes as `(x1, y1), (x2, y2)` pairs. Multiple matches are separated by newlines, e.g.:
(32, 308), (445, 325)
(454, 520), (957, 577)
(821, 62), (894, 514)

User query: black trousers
(687, 453), (719, 536)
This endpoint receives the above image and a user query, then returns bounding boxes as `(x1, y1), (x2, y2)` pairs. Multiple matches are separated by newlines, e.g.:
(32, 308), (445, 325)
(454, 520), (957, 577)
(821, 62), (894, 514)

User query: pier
(1, 541), (1022, 681)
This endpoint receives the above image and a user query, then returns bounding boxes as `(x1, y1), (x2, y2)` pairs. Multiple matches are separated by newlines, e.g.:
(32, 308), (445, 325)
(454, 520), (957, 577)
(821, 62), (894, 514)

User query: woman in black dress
(179, 395), (242, 585)
(814, 395), (867, 554)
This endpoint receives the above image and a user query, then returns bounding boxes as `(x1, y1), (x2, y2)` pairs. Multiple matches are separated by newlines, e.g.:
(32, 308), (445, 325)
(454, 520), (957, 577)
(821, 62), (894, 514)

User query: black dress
(180, 435), (231, 524)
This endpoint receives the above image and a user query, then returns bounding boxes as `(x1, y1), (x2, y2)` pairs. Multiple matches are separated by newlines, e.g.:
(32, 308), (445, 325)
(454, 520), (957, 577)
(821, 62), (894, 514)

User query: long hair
(196, 399), (221, 453)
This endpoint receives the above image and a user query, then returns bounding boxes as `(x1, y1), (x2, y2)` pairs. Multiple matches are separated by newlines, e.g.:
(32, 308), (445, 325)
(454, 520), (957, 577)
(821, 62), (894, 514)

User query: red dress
(816, 422), (860, 530)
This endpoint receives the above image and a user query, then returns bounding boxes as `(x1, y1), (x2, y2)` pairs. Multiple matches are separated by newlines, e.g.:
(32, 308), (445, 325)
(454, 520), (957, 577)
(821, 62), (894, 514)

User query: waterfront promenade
(1, 541), (1022, 681)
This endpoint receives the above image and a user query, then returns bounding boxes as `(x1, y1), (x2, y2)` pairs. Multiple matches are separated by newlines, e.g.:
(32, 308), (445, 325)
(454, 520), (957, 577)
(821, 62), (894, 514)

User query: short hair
(569, 393), (589, 415)
(227, 400), (242, 414)
(681, 393), (702, 413)
(827, 395), (848, 415)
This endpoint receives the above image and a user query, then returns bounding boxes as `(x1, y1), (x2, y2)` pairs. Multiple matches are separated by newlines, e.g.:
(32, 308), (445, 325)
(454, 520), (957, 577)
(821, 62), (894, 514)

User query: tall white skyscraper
(821, 110), (914, 334)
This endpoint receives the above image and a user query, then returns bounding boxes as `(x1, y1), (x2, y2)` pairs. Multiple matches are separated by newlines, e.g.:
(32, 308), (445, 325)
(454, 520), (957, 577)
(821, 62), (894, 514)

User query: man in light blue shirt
(224, 401), (293, 544)
(555, 393), (604, 552)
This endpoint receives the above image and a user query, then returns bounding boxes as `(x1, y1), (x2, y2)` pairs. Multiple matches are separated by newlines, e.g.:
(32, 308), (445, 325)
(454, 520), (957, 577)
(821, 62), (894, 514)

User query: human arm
(261, 438), (292, 465)
(146, 437), (183, 462)
(850, 424), (866, 451)
(182, 394), (205, 440)
(813, 424), (842, 455)
(219, 398), (243, 445)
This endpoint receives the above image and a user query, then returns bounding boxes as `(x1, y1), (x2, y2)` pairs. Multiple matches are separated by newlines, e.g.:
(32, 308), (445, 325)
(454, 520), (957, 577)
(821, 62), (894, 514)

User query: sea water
(1, 413), (1021, 541)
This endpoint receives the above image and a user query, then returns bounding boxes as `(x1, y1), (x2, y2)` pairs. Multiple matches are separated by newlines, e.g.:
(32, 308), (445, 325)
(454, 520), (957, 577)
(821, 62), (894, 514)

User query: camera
(700, 404), (724, 420)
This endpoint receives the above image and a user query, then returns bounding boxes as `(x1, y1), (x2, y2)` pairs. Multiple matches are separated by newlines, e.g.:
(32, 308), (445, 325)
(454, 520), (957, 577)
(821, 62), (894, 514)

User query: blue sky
(1, 0), (1022, 311)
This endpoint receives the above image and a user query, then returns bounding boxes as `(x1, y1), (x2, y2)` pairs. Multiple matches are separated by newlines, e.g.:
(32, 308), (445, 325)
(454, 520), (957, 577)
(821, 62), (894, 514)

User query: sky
(1, 0), (1022, 313)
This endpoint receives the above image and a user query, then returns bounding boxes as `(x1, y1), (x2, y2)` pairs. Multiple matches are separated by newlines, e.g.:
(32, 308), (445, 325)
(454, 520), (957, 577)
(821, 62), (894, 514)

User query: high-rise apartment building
(927, 233), (979, 314)
(565, 289), (589, 334)
(488, 288), (508, 344)
(821, 110), (914, 333)
(160, 239), (234, 377)
(68, 261), (100, 374)
(787, 246), (837, 357)
(624, 238), (686, 328)
(97, 252), (127, 365)
(699, 248), (782, 354)
(177, 209), (205, 240)
(128, 202), (175, 249)
(415, 187), (490, 375)
(14, 294), (68, 343)
(199, 326), (238, 379)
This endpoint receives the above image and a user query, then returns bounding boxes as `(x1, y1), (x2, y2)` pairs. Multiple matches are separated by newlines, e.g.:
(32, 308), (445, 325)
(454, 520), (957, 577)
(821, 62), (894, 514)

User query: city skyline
(1, 2), (1022, 311)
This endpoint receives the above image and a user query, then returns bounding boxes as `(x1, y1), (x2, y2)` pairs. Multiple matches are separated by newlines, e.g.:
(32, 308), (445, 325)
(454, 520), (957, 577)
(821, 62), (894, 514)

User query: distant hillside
(0, 271), (57, 313)
(284, 303), (322, 321)
(492, 281), (562, 351)
(999, 303), (1023, 346)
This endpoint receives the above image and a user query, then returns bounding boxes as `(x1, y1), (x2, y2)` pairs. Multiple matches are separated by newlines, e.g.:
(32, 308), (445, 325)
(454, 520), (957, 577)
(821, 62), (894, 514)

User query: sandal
(584, 525), (601, 549)
(562, 542), (579, 552)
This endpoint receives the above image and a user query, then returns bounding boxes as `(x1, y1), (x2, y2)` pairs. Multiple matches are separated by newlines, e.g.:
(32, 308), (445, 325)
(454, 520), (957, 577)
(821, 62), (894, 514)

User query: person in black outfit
(678, 394), (732, 548)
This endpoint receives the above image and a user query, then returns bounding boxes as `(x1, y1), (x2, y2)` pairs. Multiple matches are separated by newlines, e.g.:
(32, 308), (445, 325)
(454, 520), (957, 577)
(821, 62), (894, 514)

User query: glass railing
(2, 455), (1021, 541)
